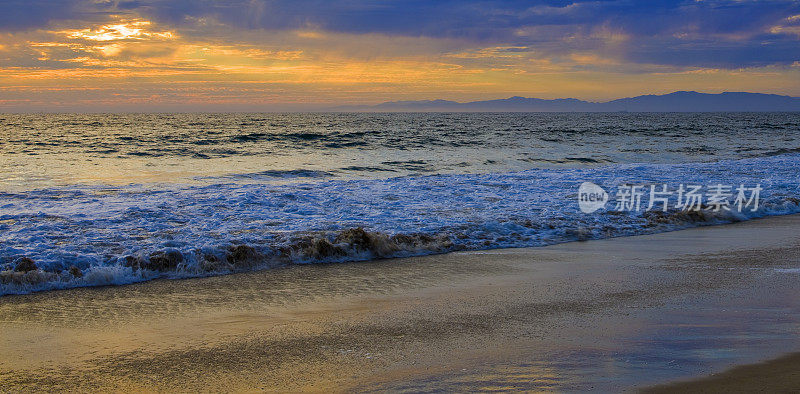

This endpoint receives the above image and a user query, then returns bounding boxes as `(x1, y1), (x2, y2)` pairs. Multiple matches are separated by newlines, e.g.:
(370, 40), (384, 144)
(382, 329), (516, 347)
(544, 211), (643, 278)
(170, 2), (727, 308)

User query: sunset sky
(1, 0), (800, 111)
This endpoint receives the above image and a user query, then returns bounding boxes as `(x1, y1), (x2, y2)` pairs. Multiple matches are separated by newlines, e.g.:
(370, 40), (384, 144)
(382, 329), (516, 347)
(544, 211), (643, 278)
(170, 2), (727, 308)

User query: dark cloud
(2, 0), (799, 68)
(0, 0), (82, 31)
(126, 0), (800, 67)
(0, 0), (128, 31)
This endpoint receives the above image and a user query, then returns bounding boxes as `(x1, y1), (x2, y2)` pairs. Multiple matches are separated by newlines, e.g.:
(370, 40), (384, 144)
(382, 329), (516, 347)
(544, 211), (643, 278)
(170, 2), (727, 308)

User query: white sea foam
(1, 153), (799, 295)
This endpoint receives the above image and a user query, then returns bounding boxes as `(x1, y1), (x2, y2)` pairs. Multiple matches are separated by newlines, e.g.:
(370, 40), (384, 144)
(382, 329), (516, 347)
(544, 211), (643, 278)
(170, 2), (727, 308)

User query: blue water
(1, 113), (799, 295)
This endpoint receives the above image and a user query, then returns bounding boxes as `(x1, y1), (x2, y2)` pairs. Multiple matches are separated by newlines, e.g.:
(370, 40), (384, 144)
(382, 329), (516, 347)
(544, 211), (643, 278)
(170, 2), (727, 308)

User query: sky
(1, 0), (799, 111)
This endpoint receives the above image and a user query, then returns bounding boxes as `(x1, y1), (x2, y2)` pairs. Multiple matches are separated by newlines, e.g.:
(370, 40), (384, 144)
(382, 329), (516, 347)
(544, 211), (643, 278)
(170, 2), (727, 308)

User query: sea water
(1, 112), (799, 295)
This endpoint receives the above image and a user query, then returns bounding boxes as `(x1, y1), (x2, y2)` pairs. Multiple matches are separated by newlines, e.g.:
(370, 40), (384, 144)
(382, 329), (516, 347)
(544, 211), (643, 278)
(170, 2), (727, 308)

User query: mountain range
(331, 91), (800, 112)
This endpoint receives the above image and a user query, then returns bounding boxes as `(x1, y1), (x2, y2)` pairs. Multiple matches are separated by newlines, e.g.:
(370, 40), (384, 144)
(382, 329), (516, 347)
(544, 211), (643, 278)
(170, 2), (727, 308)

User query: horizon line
(2, 90), (799, 114)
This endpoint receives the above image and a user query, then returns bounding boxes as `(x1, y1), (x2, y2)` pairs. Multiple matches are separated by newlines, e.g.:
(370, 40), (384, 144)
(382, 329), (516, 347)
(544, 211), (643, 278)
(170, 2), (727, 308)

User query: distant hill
(331, 91), (800, 112)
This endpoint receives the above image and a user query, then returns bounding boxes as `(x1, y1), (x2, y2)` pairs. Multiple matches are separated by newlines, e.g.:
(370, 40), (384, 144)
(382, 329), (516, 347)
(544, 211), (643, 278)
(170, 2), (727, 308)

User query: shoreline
(4, 208), (797, 298)
(2, 214), (800, 391)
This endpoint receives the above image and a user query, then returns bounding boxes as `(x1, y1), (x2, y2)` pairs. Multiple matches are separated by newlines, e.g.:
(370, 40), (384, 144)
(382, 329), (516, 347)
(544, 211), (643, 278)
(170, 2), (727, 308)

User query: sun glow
(58, 19), (176, 42)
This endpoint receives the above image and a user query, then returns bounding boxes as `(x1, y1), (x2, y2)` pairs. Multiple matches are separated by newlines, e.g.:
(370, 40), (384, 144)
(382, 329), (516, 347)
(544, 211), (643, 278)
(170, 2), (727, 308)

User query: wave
(214, 169), (336, 180)
(1, 153), (799, 296)
(2, 197), (798, 295)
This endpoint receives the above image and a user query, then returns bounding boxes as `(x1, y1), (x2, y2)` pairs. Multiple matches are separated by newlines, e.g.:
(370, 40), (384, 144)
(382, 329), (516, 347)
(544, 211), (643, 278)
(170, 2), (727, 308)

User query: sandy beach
(645, 352), (800, 393)
(1, 214), (799, 392)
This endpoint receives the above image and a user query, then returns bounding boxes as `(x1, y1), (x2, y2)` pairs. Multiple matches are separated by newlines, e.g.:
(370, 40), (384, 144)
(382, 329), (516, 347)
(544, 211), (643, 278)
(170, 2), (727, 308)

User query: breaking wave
(1, 153), (799, 295)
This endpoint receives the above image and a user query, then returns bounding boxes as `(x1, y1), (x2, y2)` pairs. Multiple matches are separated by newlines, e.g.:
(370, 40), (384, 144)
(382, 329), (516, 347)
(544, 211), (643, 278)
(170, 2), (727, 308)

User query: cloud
(0, 0), (115, 31)
(0, 0), (799, 110)
(2, 0), (799, 68)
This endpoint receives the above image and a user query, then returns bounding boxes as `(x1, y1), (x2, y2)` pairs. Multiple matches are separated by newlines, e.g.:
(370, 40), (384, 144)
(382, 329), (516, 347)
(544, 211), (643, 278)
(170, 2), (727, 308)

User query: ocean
(1, 112), (799, 295)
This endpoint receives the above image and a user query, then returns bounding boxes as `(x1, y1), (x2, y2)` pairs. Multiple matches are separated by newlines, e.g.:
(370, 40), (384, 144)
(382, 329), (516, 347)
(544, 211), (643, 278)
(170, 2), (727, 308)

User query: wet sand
(644, 352), (800, 393)
(1, 215), (800, 392)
